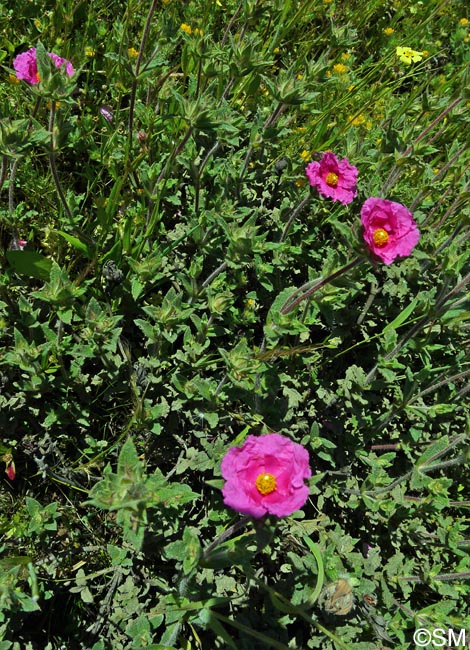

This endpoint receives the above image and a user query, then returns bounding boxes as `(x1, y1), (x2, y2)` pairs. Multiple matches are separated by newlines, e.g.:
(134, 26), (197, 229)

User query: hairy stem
(48, 102), (74, 222)
(280, 257), (363, 315)
(128, 0), (159, 140)
(279, 194), (311, 243)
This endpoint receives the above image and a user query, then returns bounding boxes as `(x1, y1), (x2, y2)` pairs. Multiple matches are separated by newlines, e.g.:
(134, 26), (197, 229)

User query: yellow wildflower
(383, 27), (394, 35)
(349, 114), (365, 127)
(193, 28), (204, 36)
(85, 46), (96, 57)
(273, 47), (280, 54)
(341, 52), (351, 61)
(295, 178), (306, 187)
(8, 73), (19, 85)
(333, 63), (347, 74)
(459, 18), (468, 26)
(300, 149), (310, 161)
(396, 46), (423, 64)
(34, 19), (42, 29)
(127, 47), (139, 58)
(180, 23), (192, 34)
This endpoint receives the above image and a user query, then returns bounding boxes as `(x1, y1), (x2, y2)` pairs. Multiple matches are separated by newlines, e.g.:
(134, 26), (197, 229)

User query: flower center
(255, 472), (277, 495)
(325, 172), (339, 187)
(372, 228), (389, 247)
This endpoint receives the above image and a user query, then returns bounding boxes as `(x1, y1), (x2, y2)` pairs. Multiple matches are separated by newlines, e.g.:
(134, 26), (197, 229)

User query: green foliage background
(0, 0), (469, 648)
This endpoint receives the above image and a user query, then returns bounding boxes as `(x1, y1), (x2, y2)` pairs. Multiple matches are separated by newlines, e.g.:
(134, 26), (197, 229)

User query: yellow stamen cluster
(373, 228), (389, 247)
(325, 172), (339, 187)
(255, 473), (276, 495)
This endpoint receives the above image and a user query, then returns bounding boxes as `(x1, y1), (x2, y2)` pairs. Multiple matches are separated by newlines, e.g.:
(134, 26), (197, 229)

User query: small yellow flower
(295, 178), (306, 187)
(341, 52), (351, 61)
(396, 46), (423, 64)
(296, 73), (303, 80)
(459, 18), (468, 26)
(300, 149), (310, 161)
(333, 63), (347, 74)
(273, 47), (280, 54)
(127, 47), (139, 58)
(349, 114), (365, 127)
(34, 19), (42, 29)
(8, 73), (19, 85)
(383, 27), (394, 35)
(193, 27), (204, 36)
(85, 46), (96, 57)
(180, 23), (192, 34)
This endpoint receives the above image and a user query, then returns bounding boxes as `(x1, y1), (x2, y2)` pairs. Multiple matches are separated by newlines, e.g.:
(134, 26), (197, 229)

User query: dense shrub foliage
(1, 0), (469, 648)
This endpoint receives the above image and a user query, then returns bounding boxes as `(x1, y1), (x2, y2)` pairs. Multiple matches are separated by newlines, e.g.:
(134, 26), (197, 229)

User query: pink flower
(13, 48), (39, 84)
(47, 52), (74, 77)
(221, 433), (311, 518)
(3, 453), (15, 480)
(13, 48), (74, 85)
(306, 152), (358, 205)
(361, 197), (420, 265)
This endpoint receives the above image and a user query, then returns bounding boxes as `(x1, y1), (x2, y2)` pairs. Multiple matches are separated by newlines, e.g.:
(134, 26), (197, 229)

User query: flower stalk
(48, 102), (74, 222)
(280, 257), (363, 315)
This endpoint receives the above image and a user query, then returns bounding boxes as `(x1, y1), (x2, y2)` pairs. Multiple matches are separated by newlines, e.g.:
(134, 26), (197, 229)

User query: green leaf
(54, 230), (94, 258)
(415, 435), (451, 468)
(382, 296), (420, 333)
(6, 250), (52, 281)
(117, 437), (142, 481)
